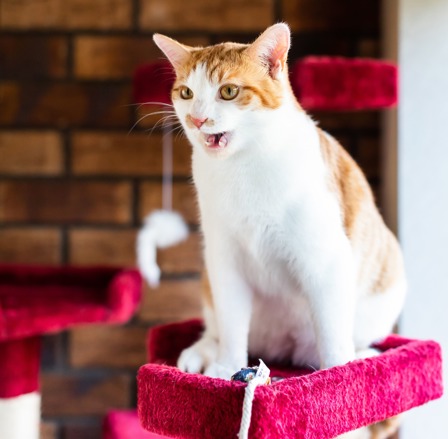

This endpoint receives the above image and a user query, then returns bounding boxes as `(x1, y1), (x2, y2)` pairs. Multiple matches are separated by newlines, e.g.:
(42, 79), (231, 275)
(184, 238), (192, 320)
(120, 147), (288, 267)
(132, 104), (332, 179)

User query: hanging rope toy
(136, 120), (189, 288)
(231, 360), (271, 439)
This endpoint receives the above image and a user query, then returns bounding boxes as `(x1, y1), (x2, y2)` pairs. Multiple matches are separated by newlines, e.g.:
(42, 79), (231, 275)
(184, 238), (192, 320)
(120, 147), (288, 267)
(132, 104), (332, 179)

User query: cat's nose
(190, 116), (208, 129)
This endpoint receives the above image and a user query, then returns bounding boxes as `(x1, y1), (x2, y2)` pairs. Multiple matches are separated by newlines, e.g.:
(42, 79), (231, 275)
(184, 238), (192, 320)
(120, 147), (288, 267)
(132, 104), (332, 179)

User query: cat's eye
(220, 84), (239, 101)
(180, 86), (194, 100)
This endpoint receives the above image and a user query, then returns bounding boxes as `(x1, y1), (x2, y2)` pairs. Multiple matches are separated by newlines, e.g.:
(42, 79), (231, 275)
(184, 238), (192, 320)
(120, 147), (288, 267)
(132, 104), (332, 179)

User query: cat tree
(139, 320), (442, 438)
(0, 264), (142, 439)
(103, 56), (443, 438)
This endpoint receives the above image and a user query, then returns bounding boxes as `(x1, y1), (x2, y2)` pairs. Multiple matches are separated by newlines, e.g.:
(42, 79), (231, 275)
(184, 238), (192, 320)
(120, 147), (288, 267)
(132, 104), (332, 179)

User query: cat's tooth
(218, 135), (228, 148)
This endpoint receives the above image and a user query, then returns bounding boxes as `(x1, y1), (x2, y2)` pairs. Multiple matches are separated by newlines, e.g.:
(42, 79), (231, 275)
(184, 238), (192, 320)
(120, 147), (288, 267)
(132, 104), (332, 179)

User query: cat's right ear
(247, 23), (291, 80)
(153, 34), (191, 70)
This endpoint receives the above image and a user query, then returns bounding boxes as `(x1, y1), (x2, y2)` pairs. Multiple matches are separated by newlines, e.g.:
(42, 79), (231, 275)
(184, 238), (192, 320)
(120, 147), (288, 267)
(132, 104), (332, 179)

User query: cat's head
(153, 23), (295, 159)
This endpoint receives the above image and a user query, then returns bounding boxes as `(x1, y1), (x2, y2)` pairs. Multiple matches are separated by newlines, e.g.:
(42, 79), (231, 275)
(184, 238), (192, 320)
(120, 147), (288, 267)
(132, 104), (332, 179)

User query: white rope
(237, 360), (270, 439)
(238, 379), (261, 439)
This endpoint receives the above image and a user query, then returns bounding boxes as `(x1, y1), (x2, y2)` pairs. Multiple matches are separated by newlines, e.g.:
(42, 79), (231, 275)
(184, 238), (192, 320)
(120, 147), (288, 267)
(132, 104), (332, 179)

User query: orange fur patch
(318, 129), (372, 239)
(318, 128), (404, 294)
(172, 42), (283, 110)
(201, 269), (213, 306)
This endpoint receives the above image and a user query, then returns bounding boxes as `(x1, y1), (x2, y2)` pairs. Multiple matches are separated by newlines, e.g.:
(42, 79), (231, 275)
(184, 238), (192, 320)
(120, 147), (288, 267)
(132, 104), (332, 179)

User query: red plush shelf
(0, 264), (142, 341)
(0, 264), (142, 399)
(133, 57), (398, 112)
(290, 56), (398, 111)
(138, 320), (443, 439)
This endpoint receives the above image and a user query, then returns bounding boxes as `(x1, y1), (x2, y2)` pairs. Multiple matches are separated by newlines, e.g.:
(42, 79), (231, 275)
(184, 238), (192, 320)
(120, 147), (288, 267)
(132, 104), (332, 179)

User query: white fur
(0, 392), (41, 439)
(156, 25), (406, 379)
(137, 210), (189, 287)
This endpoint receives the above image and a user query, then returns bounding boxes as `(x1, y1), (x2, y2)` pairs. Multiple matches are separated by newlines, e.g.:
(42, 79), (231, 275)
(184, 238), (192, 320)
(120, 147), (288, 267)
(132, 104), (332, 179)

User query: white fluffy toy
(137, 209), (189, 287)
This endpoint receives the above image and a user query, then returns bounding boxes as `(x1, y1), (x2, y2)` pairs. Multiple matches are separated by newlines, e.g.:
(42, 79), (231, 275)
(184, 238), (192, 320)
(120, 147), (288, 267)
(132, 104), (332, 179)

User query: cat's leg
(178, 241), (252, 379)
(177, 302), (219, 374)
(354, 279), (406, 350)
(307, 283), (356, 369)
(201, 240), (252, 379)
(297, 237), (357, 369)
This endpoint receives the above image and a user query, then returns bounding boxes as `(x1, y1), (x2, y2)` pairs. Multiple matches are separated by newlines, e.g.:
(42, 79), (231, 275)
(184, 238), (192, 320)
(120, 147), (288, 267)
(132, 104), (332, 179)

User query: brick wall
(0, 1), (383, 438)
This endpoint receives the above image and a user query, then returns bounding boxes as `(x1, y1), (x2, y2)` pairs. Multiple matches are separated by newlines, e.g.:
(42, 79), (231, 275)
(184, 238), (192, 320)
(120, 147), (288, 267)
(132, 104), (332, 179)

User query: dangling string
(162, 124), (173, 211)
(137, 113), (188, 288)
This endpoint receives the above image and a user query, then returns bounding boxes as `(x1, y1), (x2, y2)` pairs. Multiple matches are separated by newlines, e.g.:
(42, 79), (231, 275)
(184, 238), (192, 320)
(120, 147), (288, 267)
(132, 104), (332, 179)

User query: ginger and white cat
(153, 23), (406, 391)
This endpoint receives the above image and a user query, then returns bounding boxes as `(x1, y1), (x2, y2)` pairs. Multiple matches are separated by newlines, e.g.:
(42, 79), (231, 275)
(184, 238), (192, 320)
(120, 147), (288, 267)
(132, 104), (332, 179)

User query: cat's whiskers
(128, 108), (178, 135)
(125, 101), (175, 110)
(147, 115), (181, 137)
(169, 124), (187, 141)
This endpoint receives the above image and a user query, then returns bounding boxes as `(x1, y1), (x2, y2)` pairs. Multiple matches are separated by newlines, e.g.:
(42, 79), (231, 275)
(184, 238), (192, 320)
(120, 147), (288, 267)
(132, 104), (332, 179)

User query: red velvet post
(138, 320), (443, 439)
(0, 337), (40, 398)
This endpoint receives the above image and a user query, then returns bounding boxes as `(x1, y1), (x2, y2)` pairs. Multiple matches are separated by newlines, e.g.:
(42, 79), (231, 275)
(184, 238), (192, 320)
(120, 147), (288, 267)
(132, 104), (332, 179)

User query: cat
(153, 23), (406, 436)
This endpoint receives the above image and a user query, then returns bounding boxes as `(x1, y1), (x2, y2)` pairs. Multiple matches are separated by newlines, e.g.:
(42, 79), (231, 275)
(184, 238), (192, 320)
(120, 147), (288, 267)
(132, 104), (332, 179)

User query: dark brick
(68, 228), (202, 273)
(139, 0), (274, 31)
(40, 421), (59, 439)
(0, 0), (132, 30)
(289, 34), (352, 60)
(158, 232), (203, 274)
(74, 36), (158, 80)
(138, 279), (202, 323)
(282, 0), (379, 33)
(140, 181), (198, 225)
(41, 372), (132, 416)
(68, 229), (136, 266)
(0, 228), (61, 264)
(0, 130), (64, 175)
(356, 137), (380, 181)
(62, 423), (102, 439)
(0, 180), (132, 224)
(0, 36), (67, 80)
(0, 82), (20, 125)
(0, 82), (132, 129)
(72, 131), (191, 176)
(70, 326), (147, 368)
(310, 111), (380, 131)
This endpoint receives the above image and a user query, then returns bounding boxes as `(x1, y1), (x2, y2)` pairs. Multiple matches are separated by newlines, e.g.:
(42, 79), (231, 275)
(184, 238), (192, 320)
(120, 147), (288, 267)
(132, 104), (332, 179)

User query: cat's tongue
(205, 132), (228, 149)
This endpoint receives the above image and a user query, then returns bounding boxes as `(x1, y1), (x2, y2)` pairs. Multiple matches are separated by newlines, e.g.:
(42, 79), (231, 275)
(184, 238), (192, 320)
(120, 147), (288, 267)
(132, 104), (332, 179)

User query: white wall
(385, 0), (448, 436)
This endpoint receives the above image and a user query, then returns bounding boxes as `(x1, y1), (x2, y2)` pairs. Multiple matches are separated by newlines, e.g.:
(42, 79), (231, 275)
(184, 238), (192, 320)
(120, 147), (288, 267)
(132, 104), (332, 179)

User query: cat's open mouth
(204, 132), (229, 149)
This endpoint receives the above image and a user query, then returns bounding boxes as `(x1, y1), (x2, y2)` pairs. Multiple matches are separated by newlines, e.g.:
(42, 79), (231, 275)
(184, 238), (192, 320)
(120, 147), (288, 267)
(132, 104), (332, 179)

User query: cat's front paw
(320, 346), (356, 369)
(177, 337), (219, 374)
(203, 362), (236, 380)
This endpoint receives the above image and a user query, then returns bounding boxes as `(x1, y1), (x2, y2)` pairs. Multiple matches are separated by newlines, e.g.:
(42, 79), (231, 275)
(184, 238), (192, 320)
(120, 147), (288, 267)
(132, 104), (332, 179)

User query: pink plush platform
(133, 57), (397, 111)
(103, 410), (168, 439)
(138, 320), (443, 439)
(0, 264), (142, 398)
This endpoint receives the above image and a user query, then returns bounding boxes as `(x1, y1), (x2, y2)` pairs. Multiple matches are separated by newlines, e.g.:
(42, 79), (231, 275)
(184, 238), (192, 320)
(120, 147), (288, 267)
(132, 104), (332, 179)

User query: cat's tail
(336, 416), (400, 439)
(368, 416), (401, 439)
(137, 210), (189, 288)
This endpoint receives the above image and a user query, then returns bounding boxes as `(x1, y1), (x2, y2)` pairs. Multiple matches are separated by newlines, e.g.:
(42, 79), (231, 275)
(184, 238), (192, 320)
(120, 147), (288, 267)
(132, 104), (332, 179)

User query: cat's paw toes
(203, 362), (236, 380)
(177, 337), (218, 374)
(356, 348), (381, 359)
(320, 346), (356, 369)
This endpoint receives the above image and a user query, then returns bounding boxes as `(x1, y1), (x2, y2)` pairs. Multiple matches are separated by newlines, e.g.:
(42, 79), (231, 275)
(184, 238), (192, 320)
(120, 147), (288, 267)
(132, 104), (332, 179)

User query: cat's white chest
(194, 136), (334, 297)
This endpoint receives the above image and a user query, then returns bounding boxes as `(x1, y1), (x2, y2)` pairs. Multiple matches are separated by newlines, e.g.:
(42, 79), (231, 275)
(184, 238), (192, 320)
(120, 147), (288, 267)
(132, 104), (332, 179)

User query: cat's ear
(153, 34), (192, 70)
(247, 23), (291, 79)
